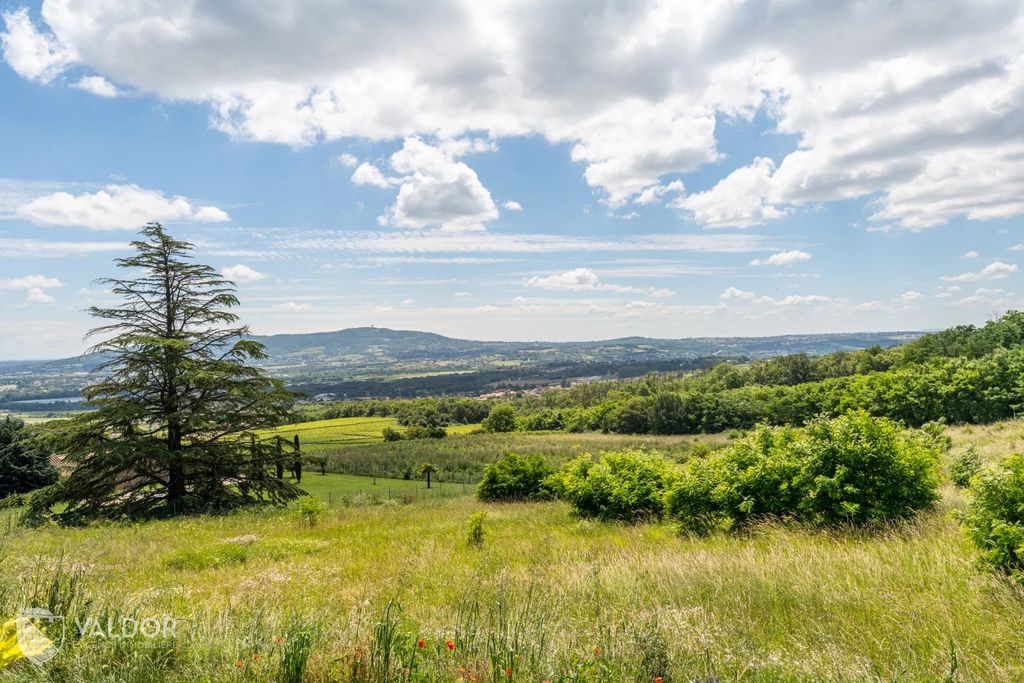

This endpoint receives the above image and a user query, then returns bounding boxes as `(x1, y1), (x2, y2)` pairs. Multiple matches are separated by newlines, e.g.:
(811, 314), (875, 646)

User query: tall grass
(1, 424), (1023, 680)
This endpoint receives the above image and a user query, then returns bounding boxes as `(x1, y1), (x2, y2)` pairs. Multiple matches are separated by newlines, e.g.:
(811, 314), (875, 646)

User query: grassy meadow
(1, 423), (1024, 681)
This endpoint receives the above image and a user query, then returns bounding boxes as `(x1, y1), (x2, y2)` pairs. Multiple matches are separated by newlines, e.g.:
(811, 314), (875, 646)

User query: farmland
(2, 421), (1024, 681)
(258, 417), (481, 454)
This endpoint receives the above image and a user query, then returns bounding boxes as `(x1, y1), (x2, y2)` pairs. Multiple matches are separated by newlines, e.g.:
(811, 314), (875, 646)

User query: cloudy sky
(1, 0), (1023, 358)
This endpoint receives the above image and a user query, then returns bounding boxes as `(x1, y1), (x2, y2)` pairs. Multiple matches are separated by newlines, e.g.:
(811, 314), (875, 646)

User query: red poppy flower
(505, 666), (512, 676)
(447, 640), (455, 651)
(594, 646), (601, 656)
(417, 639), (425, 649)
(654, 678), (663, 683)
(235, 661), (244, 669)
(253, 654), (261, 662)
(275, 637), (284, 645)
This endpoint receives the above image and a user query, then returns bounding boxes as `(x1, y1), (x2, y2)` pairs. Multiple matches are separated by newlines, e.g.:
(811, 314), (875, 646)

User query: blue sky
(1, 1), (1023, 358)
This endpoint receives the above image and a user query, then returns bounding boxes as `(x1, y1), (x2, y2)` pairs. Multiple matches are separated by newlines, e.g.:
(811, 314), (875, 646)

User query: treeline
(297, 312), (1024, 436)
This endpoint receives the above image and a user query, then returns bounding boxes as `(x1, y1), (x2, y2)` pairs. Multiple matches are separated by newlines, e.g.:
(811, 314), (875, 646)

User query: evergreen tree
(31, 224), (299, 522)
(0, 417), (57, 499)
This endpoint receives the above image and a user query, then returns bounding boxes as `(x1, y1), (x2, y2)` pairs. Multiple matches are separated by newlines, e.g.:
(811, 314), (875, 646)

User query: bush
(949, 446), (981, 487)
(482, 404), (517, 433)
(549, 449), (675, 522)
(666, 411), (942, 532)
(477, 453), (554, 501)
(296, 495), (327, 526)
(382, 427), (404, 442)
(404, 425), (446, 440)
(959, 453), (1024, 581)
(466, 512), (486, 547)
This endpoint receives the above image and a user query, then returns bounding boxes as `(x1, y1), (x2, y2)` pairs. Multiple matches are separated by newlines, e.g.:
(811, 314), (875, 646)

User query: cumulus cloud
(15, 184), (231, 230)
(221, 264), (266, 283)
(749, 249), (812, 267)
(336, 153), (358, 168)
(503, 200), (522, 211)
(941, 261), (1019, 282)
(961, 250), (980, 260)
(7, 1), (1024, 225)
(524, 267), (674, 297)
(71, 75), (120, 97)
(378, 137), (498, 231)
(25, 287), (55, 303)
(720, 286), (755, 300)
(1, 273), (62, 289)
(351, 162), (393, 189)
(0, 8), (73, 83)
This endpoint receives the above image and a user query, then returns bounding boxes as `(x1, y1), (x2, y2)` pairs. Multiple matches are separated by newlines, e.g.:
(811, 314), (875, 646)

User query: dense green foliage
(476, 453), (555, 501)
(960, 453), (1024, 581)
(0, 416), (57, 499)
(482, 403), (518, 433)
(666, 412), (943, 532)
(548, 449), (676, 522)
(949, 446), (982, 487)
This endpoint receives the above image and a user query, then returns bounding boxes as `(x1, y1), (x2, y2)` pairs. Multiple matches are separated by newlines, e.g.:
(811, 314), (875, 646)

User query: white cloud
(25, 287), (55, 303)
(71, 75), (120, 97)
(526, 267), (600, 291)
(961, 250), (980, 260)
(1010, 244), (1024, 252)
(0, 8), (73, 83)
(503, 200), (523, 211)
(635, 180), (684, 206)
(351, 162), (393, 189)
(673, 158), (786, 228)
(720, 287), (755, 300)
(337, 153), (358, 168)
(401, 298), (415, 305)
(941, 261), (1019, 282)
(454, 291), (472, 298)
(221, 264), (266, 283)
(1, 274), (62, 289)
(750, 249), (813, 267)
(15, 184), (230, 230)
(380, 137), (498, 231)
(524, 267), (674, 297)
(272, 302), (312, 312)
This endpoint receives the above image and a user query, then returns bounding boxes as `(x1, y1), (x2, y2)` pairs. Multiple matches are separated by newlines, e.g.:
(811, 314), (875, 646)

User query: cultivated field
(2, 422), (1024, 681)
(259, 417), (481, 454)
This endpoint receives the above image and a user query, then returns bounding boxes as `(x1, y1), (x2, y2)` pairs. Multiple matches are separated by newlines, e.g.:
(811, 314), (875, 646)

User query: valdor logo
(14, 608), (64, 666)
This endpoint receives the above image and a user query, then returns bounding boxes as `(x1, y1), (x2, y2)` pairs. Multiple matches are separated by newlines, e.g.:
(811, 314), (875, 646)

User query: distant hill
(0, 326), (923, 403)
(248, 326), (922, 367)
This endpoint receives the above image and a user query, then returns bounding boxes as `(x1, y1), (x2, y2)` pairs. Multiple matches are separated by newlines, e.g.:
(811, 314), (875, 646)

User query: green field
(294, 472), (470, 503)
(3, 423), (1024, 681)
(259, 417), (481, 454)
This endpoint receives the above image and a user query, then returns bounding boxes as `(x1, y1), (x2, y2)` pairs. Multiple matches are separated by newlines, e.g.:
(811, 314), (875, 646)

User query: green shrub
(467, 511), (486, 547)
(477, 453), (554, 501)
(549, 449), (675, 522)
(666, 411), (942, 532)
(382, 427), (404, 442)
(959, 453), (1024, 581)
(793, 411), (941, 525)
(404, 425), (446, 440)
(296, 495), (327, 526)
(950, 446), (981, 487)
(482, 404), (518, 433)
(667, 424), (803, 533)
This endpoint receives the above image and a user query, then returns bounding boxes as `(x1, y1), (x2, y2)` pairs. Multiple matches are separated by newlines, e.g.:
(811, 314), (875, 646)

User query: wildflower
(459, 667), (466, 673)
(253, 654), (261, 662)
(447, 639), (455, 651)
(654, 678), (663, 683)
(506, 666), (512, 676)
(275, 637), (284, 645)
(417, 639), (425, 649)
(235, 661), (244, 669)
(594, 646), (601, 656)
